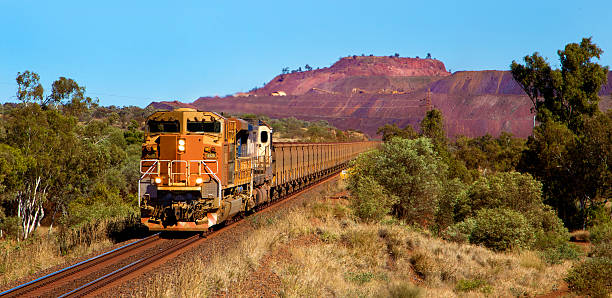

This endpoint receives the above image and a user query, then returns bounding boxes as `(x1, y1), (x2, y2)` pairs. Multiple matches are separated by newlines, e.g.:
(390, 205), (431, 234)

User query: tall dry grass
(142, 181), (573, 297)
(0, 216), (143, 286)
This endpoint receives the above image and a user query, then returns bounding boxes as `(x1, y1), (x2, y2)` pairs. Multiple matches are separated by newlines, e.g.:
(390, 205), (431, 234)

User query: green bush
(540, 242), (581, 264)
(455, 172), (544, 222)
(347, 138), (447, 225)
(590, 241), (612, 259)
(455, 278), (492, 293)
(566, 257), (612, 297)
(589, 222), (612, 245)
(529, 207), (570, 249)
(443, 218), (476, 244)
(469, 208), (535, 251)
(0, 216), (22, 239)
(348, 177), (397, 222)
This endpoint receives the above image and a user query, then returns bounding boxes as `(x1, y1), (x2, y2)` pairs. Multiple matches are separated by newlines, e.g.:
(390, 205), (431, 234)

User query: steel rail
(0, 232), (161, 298)
(59, 234), (202, 298)
(3, 169), (344, 298)
(60, 170), (343, 297)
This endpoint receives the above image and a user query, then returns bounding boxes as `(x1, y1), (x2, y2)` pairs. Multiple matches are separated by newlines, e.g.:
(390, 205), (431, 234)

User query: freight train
(138, 108), (377, 231)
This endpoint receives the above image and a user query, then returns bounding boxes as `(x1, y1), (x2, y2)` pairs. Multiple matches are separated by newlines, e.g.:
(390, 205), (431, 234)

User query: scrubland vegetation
(143, 183), (573, 297)
(0, 37), (611, 297)
(238, 113), (367, 142)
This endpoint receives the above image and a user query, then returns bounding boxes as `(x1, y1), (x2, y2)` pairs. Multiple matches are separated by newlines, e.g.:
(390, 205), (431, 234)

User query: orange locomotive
(139, 108), (377, 231)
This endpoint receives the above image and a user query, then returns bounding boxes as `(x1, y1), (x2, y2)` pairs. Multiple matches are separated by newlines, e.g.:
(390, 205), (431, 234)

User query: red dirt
(149, 56), (612, 138)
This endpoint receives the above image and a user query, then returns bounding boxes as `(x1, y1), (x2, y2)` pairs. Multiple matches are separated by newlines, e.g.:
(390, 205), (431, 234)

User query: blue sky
(1, 0), (610, 107)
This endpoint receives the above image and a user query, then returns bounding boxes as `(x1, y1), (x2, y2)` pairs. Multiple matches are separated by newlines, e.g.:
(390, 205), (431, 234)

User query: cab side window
(260, 131), (268, 143)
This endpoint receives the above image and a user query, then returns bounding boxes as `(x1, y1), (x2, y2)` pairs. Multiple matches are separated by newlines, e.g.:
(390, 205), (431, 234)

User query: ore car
(139, 108), (376, 231)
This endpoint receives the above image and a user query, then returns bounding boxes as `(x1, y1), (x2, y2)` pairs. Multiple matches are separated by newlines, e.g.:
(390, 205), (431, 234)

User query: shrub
(434, 178), (467, 234)
(409, 252), (434, 279)
(348, 138), (447, 225)
(469, 208), (534, 251)
(348, 177), (396, 222)
(589, 241), (612, 259)
(455, 278), (492, 293)
(540, 242), (581, 264)
(565, 257), (612, 297)
(0, 216), (22, 239)
(528, 207), (570, 248)
(388, 282), (422, 298)
(344, 271), (375, 285)
(443, 218), (476, 244)
(455, 172), (544, 222)
(589, 222), (612, 245)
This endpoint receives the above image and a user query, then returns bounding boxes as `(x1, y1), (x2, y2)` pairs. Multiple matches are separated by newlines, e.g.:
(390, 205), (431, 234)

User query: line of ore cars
(139, 108), (378, 231)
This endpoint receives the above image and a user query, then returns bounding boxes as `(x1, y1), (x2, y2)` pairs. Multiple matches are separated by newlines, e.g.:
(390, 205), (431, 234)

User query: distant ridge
(149, 56), (612, 138)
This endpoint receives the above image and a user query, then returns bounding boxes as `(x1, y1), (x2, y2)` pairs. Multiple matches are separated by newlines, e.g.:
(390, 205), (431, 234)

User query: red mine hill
(149, 56), (612, 138)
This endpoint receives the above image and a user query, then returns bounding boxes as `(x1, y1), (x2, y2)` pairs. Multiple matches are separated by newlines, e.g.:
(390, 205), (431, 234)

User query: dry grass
(569, 230), (590, 242)
(0, 218), (134, 286)
(142, 181), (574, 298)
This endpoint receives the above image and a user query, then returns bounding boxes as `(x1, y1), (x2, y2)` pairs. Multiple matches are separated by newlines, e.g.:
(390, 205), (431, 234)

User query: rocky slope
(149, 57), (612, 138)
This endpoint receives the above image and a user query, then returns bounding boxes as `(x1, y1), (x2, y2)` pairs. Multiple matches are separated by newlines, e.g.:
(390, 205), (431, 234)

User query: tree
(376, 123), (417, 142)
(394, 53), (400, 58)
(420, 109), (447, 150)
(511, 37), (609, 132)
(426, 53), (432, 59)
(305, 64), (312, 71)
(16, 71), (44, 105)
(281, 67), (289, 74)
(348, 138), (447, 225)
(512, 38), (611, 229)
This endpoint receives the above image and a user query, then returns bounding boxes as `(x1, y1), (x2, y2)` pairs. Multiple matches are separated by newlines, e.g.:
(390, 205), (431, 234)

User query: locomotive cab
(139, 108), (273, 231)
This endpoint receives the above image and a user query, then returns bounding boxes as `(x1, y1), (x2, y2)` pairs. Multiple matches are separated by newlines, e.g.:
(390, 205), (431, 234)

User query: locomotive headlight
(154, 177), (162, 184)
(195, 177), (203, 184)
(178, 139), (186, 152)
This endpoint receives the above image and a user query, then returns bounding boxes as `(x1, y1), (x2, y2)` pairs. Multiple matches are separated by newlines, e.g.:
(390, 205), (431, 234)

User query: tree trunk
(18, 176), (45, 240)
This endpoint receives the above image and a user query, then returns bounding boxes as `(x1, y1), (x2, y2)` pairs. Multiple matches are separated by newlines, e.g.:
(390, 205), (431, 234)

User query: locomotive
(139, 108), (376, 231)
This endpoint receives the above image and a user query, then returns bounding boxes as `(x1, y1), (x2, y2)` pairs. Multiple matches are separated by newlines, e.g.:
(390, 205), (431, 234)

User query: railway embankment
(120, 179), (575, 297)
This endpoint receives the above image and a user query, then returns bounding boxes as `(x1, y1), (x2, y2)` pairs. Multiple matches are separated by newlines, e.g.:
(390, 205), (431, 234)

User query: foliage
(512, 38), (611, 229)
(468, 208), (535, 251)
(347, 176), (397, 222)
(442, 217), (475, 244)
(0, 71), (143, 239)
(0, 216), (22, 240)
(446, 172), (570, 252)
(455, 278), (492, 293)
(454, 172), (544, 221)
(565, 257), (612, 297)
(590, 241), (612, 260)
(420, 109), (447, 151)
(376, 123), (417, 142)
(434, 178), (467, 234)
(539, 242), (581, 264)
(589, 221), (612, 245)
(452, 132), (526, 173)
(510, 37), (609, 131)
(348, 138), (447, 225)
(15, 71), (43, 104)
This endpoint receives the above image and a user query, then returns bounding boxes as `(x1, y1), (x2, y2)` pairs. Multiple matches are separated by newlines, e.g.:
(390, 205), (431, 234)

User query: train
(138, 108), (378, 231)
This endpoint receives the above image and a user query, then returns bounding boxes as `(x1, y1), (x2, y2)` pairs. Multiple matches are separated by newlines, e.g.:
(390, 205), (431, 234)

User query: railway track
(0, 172), (341, 297)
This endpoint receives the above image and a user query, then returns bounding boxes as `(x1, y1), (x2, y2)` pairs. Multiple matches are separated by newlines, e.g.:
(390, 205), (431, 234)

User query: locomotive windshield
(147, 120), (180, 133)
(187, 120), (221, 133)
